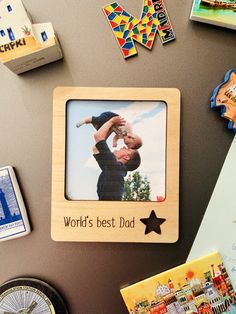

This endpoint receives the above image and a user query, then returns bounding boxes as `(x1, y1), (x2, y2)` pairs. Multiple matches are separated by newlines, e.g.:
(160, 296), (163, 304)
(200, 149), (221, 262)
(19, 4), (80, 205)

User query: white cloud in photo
(115, 101), (160, 124)
(66, 101), (166, 201)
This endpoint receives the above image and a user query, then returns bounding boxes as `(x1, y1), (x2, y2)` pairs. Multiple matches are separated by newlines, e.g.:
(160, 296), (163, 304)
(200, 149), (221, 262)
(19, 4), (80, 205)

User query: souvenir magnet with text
(211, 69), (236, 132)
(0, 166), (31, 241)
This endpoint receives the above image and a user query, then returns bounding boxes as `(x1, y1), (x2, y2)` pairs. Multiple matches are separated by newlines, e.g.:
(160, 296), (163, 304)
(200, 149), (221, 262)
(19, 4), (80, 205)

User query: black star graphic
(140, 210), (166, 235)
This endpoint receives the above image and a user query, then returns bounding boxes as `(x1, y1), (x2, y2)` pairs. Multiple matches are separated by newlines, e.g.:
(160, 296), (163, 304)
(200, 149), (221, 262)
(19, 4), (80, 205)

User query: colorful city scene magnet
(121, 251), (236, 314)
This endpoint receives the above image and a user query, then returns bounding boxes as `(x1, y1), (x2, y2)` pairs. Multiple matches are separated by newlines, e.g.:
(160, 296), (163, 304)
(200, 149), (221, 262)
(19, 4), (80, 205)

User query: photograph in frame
(66, 100), (167, 202)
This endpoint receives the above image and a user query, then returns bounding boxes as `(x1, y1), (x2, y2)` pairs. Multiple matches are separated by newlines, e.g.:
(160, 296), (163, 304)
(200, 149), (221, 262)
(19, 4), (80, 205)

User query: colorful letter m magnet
(103, 0), (175, 59)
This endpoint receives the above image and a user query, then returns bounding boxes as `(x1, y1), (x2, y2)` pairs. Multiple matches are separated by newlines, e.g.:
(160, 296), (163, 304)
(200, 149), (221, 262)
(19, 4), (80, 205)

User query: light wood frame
(51, 87), (180, 243)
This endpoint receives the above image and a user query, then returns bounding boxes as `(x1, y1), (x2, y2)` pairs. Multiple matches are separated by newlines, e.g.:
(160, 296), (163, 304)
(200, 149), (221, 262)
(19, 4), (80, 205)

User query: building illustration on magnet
(0, 0), (63, 74)
(0, 166), (31, 241)
(0, 0), (32, 45)
(0, 187), (22, 224)
(121, 252), (236, 314)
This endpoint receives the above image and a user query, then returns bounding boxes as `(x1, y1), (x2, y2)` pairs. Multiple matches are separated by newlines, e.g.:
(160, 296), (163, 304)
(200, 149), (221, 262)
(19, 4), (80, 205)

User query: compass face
(0, 286), (55, 314)
(0, 278), (68, 314)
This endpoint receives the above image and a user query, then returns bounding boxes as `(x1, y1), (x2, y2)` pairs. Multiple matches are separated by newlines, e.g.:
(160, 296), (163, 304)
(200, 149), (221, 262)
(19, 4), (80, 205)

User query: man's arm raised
(93, 145), (99, 155)
(94, 116), (125, 143)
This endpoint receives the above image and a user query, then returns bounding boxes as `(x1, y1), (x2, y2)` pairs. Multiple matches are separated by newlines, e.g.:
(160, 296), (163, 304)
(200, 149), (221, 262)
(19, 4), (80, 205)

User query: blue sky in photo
(66, 100), (166, 201)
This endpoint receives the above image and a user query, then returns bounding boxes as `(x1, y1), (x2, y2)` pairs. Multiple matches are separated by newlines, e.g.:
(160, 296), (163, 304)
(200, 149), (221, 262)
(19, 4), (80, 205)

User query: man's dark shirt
(94, 140), (127, 201)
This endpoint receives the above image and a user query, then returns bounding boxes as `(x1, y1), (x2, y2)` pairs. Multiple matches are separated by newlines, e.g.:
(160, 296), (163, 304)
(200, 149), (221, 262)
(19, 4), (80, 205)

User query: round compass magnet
(0, 278), (68, 314)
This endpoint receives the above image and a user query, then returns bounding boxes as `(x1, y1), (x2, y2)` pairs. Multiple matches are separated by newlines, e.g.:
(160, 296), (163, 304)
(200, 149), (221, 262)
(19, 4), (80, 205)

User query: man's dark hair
(125, 150), (141, 171)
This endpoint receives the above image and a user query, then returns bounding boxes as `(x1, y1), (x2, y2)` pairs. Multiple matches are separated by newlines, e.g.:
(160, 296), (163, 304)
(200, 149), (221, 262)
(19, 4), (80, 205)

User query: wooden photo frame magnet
(51, 87), (180, 243)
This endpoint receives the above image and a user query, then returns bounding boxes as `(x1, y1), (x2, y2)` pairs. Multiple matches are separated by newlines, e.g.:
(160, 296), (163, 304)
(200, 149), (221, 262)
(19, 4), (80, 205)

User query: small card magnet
(0, 166), (31, 241)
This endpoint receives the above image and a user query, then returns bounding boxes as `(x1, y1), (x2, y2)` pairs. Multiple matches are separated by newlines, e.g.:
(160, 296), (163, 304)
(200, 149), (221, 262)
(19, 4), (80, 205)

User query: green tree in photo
(123, 171), (151, 201)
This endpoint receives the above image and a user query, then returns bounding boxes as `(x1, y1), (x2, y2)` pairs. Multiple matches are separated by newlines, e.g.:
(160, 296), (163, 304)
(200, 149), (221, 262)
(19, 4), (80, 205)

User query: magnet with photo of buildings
(0, 166), (31, 241)
(190, 0), (236, 29)
(121, 251), (236, 314)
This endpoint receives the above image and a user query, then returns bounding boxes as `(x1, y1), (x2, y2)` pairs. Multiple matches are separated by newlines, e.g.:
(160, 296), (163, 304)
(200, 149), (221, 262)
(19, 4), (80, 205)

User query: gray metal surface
(0, 0), (235, 313)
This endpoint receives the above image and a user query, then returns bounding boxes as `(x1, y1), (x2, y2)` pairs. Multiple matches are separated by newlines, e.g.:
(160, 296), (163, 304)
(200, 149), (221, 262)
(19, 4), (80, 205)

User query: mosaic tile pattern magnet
(211, 69), (236, 132)
(0, 166), (31, 241)
(121, 252), (236, 314)
(103, 0), (175, 59)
